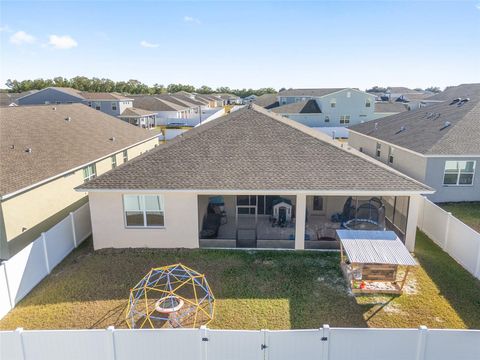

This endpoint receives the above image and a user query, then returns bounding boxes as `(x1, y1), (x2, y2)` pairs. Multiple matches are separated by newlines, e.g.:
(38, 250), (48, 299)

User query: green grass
(1, 232), (479, 330)
(439, 202), (480, 233)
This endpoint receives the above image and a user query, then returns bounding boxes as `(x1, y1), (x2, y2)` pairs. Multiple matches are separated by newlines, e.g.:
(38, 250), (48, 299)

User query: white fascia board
(76, 188), (434, 196)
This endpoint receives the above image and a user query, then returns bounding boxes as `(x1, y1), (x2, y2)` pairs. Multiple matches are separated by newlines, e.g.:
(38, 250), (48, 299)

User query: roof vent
(395, 126), (406, 134)
(440, 121), (451, 130)
(459, 98), (470, 105)
(374, 122), (378, 131)
(25, 147), (32, 153)
(52, 107), (56, 110)
(450, 98), (461, 105)
(65, 116), (71, 122)
(109, 136), (116, 142)
(10, 144), (15, 150)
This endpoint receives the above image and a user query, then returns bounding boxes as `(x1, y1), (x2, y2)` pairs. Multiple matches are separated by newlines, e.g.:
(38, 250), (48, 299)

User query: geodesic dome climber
(125, 263), (215, 329)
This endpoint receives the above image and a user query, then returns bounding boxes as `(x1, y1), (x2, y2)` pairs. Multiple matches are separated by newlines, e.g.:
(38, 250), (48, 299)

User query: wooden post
(399, 266), (410, 291)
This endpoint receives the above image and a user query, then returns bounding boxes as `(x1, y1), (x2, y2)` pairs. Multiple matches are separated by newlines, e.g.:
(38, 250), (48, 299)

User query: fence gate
(205, 329), (265, 360)
(265, 329), (326, 360)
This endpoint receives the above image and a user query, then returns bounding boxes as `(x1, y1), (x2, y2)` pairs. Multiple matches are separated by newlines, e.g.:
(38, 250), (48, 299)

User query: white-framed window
(340, 115), (350, 124)
(44, 101), (51, 105)
(123, 195), (165, 227)
(56, 101), (61, 104)
(325, 116), (330, 123)
(111, 102), (117, 111)
(376, 143), (381, 157)
(366, 99), (371, 107)
(111, 155), (117, 169)
(388, 146), (394, 164)
(330, 99), (336, 108)
(83, 164), (96, 182)
(443, 160), (476, 186)
(123, 150), (128, 162)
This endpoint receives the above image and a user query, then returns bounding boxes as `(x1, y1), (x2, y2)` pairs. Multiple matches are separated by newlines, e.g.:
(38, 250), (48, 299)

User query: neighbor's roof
(119, 107), (157, 117)
(78, 105), (430, 193)
(47, 87), (84, 98)
(253, 93), (279, 109)
(278, 88), (346, 97)
(374, 102), (408, 113)
(170, 94), (207, 106)
(271, 99), (321, 114)
(426, 83), (480, 101)
(132, 96), (188, 112)
(350, 84), (480, 155)
(337, 230), (417, 266)
(0, 91), (37, 107)
(80, 92), (133, 101)
(0, 104), (159, 197)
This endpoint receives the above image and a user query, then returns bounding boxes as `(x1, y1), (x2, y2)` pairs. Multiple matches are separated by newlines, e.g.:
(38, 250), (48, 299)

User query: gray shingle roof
(253, 94), (279, 109)
(374, 102), (408, 113)
(278, 88), (345, 97)
(131, 96), (188, 112)
(0, 104), (160, 196)
(350, 84), (480, 155)
(119, 107), (157, 117)
(271, 99), (321, 114)
(79, 105), (430, 193)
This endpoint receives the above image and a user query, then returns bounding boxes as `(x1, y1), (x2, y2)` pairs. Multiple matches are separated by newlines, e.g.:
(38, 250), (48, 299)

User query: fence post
(474, 244), (480, 279)
(70, 212), (78, 248)
(322, 324), (330, 360)
(2, 262), (14, 309)
(15, 328), (26, 360)
(200, 325), (208, 360)
(416, 325), (428, 360)
(107, 326), (116, 360)
(261, 329), (268, 360)
(41, 232), (50, 274)
(443, 213), (452, 251)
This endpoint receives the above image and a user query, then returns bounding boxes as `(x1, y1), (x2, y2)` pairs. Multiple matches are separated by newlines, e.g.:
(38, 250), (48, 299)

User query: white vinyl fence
(1, 325), (479, 360)
(418, 197), (480, 280)
(0, 203), (91, 320)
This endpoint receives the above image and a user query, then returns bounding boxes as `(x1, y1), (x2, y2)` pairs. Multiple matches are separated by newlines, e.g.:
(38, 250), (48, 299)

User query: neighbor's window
(376, 143), (381, 157)
(325, 116), (330, 123)
(340, 115), (350, 124)
(388, 146), (395, 164)
(330, 99), (336, 108)
(123, 150), (128, 162)
(313, 196), (324, 211)
(123, 195), (165, 227)
(83, 164), (96, 183)
(443, 161), (476, 186)
(93, 102), (101, 110)
(366, 99), (371, 107)
(111, 155), (117, 169)
(111, 102), (117, 111)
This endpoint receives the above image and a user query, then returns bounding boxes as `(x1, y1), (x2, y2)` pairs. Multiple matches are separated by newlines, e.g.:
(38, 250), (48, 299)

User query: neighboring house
(243, 95), (257, 103)
(81, 92), (134, 117)
(270, 99), (322, 127)
(15, 87), (135, 117)
(78, 105), (431, 253)
(276, 88), (377, 126)
(253, 93), (279, 109)
(216, 93), (242, 105)
(348, 83), (480, 203)
(131, 96), (191, 125)
(195, 94), (224, 108)
(0, 91), (37, 107)
(118, 107), (157, 128)
(0, 104), (161, 259)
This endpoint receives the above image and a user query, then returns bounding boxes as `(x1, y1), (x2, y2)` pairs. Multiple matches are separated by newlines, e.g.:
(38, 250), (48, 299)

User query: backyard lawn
(439, 202), (480, 233)
(1, 232), (479, 330)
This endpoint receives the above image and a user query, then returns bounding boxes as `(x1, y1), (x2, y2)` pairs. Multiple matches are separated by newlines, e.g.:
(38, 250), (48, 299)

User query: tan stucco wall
(2, 137), (158, 242)
(348, 132), (427, 182)
(89, 191), (199, 250)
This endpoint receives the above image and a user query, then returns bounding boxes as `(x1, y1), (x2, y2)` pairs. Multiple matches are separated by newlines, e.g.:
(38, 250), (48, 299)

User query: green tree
(425, 86), (441, 93)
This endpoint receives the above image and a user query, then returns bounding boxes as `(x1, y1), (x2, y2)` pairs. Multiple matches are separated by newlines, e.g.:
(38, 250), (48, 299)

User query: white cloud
(476, 3), (480, 10)
(140, 40), (159, 48)
(10, 31), (35, 45)
(48, 35), (78, 49)
(184, 15), (201, 24)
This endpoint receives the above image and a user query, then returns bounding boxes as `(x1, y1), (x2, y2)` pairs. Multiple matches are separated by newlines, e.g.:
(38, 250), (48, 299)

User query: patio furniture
(200, 214), (222, 238)
(337, 230), (417, 294)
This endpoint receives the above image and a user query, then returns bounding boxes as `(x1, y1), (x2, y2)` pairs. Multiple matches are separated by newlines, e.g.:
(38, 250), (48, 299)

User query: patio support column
(405, 194), (421, 252)
(295, 194), (306, 250)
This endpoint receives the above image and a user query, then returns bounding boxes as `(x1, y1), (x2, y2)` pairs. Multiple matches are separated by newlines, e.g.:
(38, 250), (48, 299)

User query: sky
(0, 0), (479, 91)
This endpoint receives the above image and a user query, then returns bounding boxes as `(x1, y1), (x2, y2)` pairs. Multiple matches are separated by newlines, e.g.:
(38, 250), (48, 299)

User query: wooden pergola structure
(337, 230), (417, 294)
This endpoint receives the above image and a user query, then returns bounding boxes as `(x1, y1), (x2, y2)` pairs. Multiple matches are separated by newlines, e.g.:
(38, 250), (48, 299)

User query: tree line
(3, 77), (277, 97)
